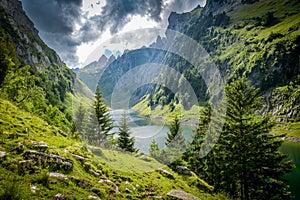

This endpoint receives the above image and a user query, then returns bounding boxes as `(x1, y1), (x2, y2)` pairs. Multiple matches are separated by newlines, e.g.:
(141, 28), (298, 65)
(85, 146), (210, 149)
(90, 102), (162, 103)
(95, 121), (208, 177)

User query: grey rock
(88, 195), (100, 199)
(177, 166), (192, 175)
(0, 151), (6, 159)
(167, 190), (200, 200)
(89, 169), (100, 177)
(54, 193), (65, 200)
(125, 188), (132, 193)
(23, 150), (73, 171)
(99, 179), (120, 193)
(48, 172), (68, 180)
(158, 169), (174, 179)
(72, 154), (90, 161)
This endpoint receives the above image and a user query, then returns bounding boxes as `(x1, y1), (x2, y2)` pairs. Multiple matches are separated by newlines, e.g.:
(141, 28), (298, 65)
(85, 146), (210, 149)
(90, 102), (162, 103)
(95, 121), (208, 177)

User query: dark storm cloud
(21, 0), (206, 68)
(78, 0), (164, 43)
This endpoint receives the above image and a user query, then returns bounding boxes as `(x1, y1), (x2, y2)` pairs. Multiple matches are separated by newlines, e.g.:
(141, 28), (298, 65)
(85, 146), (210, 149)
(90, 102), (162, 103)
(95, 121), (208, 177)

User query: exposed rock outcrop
(23, 150), (73, 172)
(167, 190), (200, 200)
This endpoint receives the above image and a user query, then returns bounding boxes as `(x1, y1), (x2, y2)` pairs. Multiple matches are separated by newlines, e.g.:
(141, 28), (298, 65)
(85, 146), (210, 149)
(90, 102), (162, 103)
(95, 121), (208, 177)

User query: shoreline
(282, 136), (300, 143)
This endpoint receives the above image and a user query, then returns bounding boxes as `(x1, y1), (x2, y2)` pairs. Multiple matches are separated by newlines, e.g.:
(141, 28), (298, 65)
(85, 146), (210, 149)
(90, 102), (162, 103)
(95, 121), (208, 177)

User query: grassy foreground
(0, 98), (228, 199)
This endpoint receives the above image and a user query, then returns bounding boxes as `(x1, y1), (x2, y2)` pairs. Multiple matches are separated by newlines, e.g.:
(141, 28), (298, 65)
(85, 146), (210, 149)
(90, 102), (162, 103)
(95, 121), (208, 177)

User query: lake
(111, 109), (300, 199)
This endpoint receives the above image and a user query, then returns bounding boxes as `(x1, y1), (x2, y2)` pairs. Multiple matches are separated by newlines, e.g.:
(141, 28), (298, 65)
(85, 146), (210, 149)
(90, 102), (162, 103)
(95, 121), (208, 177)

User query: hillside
(92, 0), (299, 123)
(0, 98), (226, 199)
(0, 0), (228, 199)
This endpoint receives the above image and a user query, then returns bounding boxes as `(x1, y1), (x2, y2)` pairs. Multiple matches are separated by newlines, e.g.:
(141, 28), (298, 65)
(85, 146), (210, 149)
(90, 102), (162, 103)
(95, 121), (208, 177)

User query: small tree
(117, 112), (136, 153)
(94, 86), (113, 144)
(149, 139), (159, 158)
(184, 105), (211, 176)
(75, 103), (85, 133)
(165, 115), (185, 149)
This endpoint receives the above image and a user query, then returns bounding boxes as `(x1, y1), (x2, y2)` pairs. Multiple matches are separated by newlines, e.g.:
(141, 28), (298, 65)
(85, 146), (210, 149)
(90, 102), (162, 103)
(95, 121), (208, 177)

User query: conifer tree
(165, 115), (185, 149)
(75, 103), (85, 133)
(149, 139), (159, 158)
(94, 86), (113, 144)
(117, 112), (136, 152)
(205, 78), (293, 200)
(184, 105), (211, 176)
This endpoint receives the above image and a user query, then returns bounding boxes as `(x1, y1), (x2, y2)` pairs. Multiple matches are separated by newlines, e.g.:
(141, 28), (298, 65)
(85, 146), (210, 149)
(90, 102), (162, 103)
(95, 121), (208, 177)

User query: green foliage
(117, 112), (136, 153)
(0, 175), (28, 200)
(149, 139), (159, 158)
(94, 86), (113, 144)
(74, 103), (86, 133)
(0, 98), (227, 199)
(0, 28), (19, 87)
(203, 78), (294, 199)
(165, 115), (186, 150)
(184, 105), (211, 177)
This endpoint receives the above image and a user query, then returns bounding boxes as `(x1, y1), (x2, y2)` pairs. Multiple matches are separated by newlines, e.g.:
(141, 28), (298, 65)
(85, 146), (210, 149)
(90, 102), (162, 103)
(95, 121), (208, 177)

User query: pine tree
(206, 78), (293, 200)
(149, 139), (159, 158)
(165, 115), (185, 149)
(117, 112), (136, 153)
(184, 105), (211, 176)
(94, 86), (113, 144)
(75, 103), (85, 133)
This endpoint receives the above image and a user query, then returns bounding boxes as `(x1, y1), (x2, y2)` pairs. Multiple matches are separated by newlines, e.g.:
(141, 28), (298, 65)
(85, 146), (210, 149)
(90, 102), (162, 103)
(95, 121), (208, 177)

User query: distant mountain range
(78, 0), (300, 122)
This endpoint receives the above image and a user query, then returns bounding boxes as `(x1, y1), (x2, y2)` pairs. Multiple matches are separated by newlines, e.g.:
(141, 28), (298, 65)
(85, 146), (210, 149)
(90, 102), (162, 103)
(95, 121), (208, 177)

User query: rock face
(0, 0), (38, 36)
(23, 150), (73, 172)
(0, 0), (63, 68)
(78, 55), (116, 92)
(167, 190), (200, 200)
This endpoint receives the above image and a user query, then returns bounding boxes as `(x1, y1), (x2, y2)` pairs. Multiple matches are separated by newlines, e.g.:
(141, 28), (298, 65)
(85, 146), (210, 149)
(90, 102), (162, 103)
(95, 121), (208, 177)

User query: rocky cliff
(0, 0), (62, 68)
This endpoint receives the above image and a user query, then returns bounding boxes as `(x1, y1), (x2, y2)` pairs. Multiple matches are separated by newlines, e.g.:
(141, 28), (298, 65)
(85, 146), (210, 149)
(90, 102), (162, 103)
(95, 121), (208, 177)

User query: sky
(20, 0), (206, 68)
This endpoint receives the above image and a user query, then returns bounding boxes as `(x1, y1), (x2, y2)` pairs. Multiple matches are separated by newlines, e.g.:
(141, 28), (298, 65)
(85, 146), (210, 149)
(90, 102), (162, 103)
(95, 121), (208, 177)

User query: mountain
(77, 55), (116, 92)
(94, 0), (300, 122)
(0, 1), (220, 199)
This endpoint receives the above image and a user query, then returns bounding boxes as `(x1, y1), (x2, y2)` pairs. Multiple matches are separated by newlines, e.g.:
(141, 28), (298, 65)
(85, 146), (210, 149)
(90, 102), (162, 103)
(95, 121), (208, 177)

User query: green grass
(0, 98), (228, 199)
(132, 98), (202, 123)
(272, 122), (300, 139)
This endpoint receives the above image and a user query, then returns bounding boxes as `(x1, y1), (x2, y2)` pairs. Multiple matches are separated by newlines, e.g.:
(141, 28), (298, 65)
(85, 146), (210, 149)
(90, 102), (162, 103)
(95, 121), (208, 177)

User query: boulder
(89, 169), (100, 177)
(99, 179), (120, 193)
(48, 172), (68, 180)
(177, 166), (192, 175)
(72, 154), (90, 162)
(167, 190), (200, 200)
(140, 155), (152, 162)
(125, 188), (132, 193)
(54, 193), (65, 200)
(88, 195), (100, 199)
(0, 151), (6, 159)
(23, 150), (73, 172)
(30, 185), (38, 193)
(18, 159), (35, 174)
(158, 169), (174, 179)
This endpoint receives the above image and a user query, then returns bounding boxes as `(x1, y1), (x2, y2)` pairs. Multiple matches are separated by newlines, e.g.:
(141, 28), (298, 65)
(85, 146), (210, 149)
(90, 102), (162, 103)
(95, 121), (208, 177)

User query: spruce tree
(184, 105), (211, 176)
(75, 103), (85, 133)
(94, 86), (113, 144)
(149, 139), (159, 158)
(165, 115), (185, 149)
(206, 78), (293, 200)
(117, 112), (136, 153)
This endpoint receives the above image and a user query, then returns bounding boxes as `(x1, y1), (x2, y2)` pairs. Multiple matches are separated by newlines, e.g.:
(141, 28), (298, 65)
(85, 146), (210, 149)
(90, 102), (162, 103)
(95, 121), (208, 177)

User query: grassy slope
(0, 98), (228, 199)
